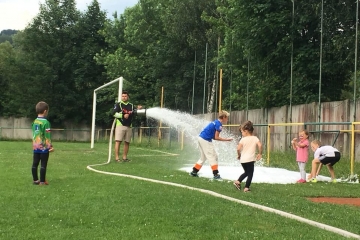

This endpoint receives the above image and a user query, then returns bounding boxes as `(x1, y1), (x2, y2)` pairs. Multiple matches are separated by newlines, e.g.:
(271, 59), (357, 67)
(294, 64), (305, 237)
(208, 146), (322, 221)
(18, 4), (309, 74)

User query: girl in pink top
(291, 130), (310, 183)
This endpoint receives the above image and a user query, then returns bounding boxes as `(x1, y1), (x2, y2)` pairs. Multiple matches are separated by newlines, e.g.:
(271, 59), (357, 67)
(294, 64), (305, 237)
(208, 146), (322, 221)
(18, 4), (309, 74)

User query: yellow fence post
(267, 125), (270, 166)
(158, 86), (164, 147)
(139, 127), (143, 144)
(351, 122), (356, 176)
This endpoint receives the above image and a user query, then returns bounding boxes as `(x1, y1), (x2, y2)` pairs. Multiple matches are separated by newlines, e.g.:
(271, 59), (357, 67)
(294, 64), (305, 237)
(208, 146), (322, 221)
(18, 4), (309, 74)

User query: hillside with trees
(0, 30), (18, 44)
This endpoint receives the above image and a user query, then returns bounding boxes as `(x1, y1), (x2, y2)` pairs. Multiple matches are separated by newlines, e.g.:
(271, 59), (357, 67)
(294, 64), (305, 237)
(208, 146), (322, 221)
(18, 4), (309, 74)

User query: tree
(0, 42), (14, 114)
(9, 0), (109, 125)
(71, 0), (109, 124)
(97, 0), (219, 113)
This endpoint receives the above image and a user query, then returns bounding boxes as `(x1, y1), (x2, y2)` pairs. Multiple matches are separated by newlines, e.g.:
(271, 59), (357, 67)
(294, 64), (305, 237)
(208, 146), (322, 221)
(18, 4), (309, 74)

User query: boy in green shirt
(32, 101), (53, 185)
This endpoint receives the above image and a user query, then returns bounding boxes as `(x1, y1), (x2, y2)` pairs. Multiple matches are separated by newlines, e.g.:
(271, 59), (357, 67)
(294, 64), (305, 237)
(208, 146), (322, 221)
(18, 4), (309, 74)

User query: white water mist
(144, 108), (334, 183)
(145, 107), (240, 165)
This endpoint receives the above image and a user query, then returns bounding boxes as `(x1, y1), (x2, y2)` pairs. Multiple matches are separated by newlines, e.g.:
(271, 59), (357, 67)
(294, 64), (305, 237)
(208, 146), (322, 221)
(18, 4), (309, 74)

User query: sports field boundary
(86, 162), (360, 239)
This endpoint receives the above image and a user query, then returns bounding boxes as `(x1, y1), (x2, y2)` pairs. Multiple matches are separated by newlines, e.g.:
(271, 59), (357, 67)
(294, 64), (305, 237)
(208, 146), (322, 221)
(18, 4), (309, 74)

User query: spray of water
(144, 108), (336, 183)
(145, 107), (249, 166)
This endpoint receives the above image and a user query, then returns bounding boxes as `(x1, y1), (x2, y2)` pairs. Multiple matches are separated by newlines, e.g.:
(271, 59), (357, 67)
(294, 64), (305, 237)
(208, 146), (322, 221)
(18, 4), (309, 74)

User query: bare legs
(115, 141), (121, 160)
(327, 165), (335, 179)
(123, 142), (130, 160)
(310, 158), (321, 179)
(310, 159), (335, 180)
(115, 141), (130, 160)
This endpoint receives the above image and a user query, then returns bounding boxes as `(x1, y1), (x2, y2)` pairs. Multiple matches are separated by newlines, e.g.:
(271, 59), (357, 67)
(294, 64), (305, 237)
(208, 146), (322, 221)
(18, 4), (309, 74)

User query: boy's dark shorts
(320, 152), (341, 166)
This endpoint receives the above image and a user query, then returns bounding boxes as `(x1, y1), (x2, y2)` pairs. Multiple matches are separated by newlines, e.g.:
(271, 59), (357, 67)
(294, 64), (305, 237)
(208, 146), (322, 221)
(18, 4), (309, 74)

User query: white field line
(86, 164), (360, 239)
(133, 147), (179, 156)
(131, 155), (179, 157)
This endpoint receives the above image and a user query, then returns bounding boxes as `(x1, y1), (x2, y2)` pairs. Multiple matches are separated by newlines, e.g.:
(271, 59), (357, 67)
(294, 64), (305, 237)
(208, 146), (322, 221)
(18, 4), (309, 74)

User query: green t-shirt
(32, 117), (52, 153)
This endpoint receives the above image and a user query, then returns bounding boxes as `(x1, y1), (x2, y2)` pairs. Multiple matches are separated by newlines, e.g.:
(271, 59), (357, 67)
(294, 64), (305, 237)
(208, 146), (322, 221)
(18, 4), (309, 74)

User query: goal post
(91, 77), (123, 148)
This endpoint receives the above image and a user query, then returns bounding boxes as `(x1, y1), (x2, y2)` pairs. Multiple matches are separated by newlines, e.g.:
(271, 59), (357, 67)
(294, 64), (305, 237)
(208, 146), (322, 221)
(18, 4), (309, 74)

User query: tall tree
(98, 0), (219, 113)
(8, 0), (109, 125)
(14, 0), (80, 124)
(0, 42), (14, 114)
(72, 0), (108, 124)
(212, 0), (355, 111)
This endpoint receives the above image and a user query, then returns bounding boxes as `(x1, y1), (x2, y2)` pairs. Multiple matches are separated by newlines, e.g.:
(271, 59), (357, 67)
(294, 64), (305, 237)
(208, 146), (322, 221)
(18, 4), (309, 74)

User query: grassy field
(1, 141), (360, 240)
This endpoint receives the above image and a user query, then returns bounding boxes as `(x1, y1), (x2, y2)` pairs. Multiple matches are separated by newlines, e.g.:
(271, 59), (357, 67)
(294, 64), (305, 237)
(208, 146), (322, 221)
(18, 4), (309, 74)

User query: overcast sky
(0, 0), (139, 31)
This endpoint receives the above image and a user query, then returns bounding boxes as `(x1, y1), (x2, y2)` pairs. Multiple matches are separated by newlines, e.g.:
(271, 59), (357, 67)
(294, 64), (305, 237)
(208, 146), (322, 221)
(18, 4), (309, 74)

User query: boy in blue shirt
(190, 110), (233, 179)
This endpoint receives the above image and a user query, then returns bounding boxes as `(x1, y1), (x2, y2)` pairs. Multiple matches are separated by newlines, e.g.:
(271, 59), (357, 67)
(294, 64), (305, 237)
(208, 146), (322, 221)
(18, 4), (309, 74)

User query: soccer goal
(91, 77), (124, 149)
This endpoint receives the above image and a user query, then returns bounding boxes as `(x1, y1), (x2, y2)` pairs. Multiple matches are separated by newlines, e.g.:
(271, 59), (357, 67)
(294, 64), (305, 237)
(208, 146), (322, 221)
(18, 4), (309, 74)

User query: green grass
(1, 141), (360, 240)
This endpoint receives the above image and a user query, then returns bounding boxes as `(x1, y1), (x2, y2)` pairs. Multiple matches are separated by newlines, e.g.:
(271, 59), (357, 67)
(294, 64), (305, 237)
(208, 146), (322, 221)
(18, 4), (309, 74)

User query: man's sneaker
(213, 174), (222, 180)
(39, 181), (49, 185)
(233, 181), (241, 190)
(33, 180), (40, 185)
(330, 179), (337, 183)
(310, 178), (317, 183)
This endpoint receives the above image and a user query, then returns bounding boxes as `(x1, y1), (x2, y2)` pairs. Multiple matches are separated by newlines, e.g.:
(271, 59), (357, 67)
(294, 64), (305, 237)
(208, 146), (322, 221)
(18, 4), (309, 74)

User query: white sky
(0, 0), (139, 31)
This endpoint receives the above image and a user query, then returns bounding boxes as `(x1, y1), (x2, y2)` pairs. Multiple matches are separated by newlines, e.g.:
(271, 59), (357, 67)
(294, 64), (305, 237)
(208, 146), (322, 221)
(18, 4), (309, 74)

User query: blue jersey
(199, 119), (223, 142)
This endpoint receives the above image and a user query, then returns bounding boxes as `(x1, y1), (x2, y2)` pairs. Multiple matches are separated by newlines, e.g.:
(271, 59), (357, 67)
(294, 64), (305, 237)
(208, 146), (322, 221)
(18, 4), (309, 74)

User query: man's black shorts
(320, 152), (341, 166)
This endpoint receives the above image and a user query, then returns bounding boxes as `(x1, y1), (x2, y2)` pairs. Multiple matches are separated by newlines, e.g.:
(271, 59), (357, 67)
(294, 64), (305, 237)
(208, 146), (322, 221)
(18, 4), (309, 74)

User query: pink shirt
(296, 139), (309, 162)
